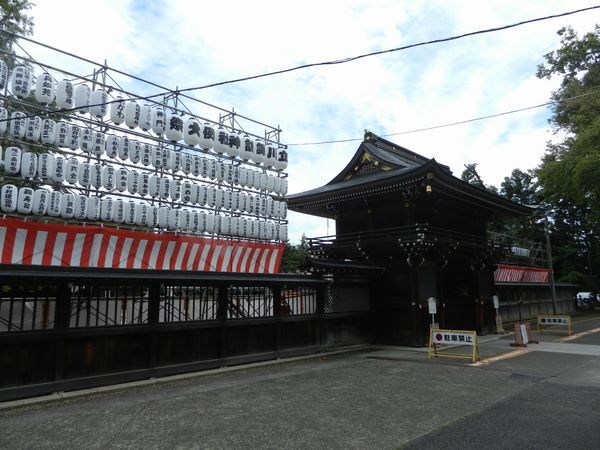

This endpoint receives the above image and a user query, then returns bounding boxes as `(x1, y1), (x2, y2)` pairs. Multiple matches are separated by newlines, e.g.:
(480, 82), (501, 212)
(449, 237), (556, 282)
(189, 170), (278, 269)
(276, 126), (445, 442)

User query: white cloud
(20, 0), (600, 243)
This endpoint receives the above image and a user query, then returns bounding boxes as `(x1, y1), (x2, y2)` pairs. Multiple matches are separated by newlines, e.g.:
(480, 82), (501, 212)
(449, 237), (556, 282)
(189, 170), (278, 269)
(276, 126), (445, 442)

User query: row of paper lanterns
(2, 149), (287, 219)
(2, 146), (289, 196)
(0, 184), (288, 240)
(0, 62), (288, 169)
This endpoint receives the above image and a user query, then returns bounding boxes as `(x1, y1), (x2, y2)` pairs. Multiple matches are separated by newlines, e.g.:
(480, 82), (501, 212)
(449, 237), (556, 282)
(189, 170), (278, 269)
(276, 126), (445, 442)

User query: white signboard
(427, 297), (437, 315)
(493, 295), (499, 310)
(538, 316), (569, 326)
(431, 330), (475, 346)
(520, 324), (529, 345)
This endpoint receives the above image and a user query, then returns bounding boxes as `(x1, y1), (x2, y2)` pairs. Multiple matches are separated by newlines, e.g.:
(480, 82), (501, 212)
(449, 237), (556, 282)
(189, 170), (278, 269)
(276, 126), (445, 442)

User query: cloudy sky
(18, 0), (600, 242)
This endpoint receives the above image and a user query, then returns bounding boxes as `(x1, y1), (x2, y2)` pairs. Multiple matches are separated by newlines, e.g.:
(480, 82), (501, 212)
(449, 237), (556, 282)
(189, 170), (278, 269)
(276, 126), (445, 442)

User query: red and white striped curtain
(0, 218), (284, 273)
(494, 265), (549, 284)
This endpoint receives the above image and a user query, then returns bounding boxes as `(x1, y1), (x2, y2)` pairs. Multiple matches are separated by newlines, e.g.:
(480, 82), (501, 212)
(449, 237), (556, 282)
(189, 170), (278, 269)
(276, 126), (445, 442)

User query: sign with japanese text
(431, 330), (475, 346)
(537, 315), (573, 335)
(428, 328), (480, 362)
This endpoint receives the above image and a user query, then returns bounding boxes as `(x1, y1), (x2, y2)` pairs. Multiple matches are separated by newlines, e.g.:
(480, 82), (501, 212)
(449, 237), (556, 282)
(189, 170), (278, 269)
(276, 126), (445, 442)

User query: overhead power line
(286, 89), (600, 146)
(176, 5), (600, 93)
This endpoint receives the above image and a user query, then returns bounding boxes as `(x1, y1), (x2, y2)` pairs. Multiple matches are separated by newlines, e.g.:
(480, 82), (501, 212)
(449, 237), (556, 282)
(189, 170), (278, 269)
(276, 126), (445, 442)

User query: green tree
(0, 0), (35, 67)
(535, 26), (600, 289)
(280, 235), (310, 273)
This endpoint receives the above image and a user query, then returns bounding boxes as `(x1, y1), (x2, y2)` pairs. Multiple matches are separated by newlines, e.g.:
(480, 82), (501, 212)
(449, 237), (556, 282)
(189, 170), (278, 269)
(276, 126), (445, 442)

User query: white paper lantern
(273, 176), (282, 194)
(208, 159), (217, 180)
(157, 207), (170, 229)
(53, 156), (66, 183)
(267, 222), (276, 240)
(151, 146), (162, 168)
(135, 203), (148, 226)
(117, 135), (130, 160)
(124, 201), (136, 225)
(201, 157), (210, 178)
(183, 118), (201, 146)
(65, 158), (79, 184)
(224, 164), (234, 184)
(68, 125), (81, 150)
(102, 165), (115, 190)
(167, 208), (180, 230)
(86, 197), (101, 221)
(266, 175), (276, 192)
(197, 211), (207, 232)
(38, 153), (55, 180)
(34, 72), (55, 105)
(56, 79), (74, 109)
(24, 116), (42, 142)
(215, 161), (225, 181)
(41, 119), (56, 145)
(226, 132), (241, 158)
(100, 197), (114, 222)
(275, 148), (288, 171)
(169, 179), (181, 200)
(259, 221), (268, 240)
(146, 205), (159, 228)
(16, 187), (33, 215)
(259, 196), (268, 216)
(205, 213), (214, 234)
(192, 155), (202, 176)
(139, 104), (152, 131)
(1, 184), (18, 213)
(232, 191), (240, 211)
(11, 65), (32, 99)
(199, 123), (215, 150)
(110, 96), (125, 125)
(165, 114), (183, 142)
(215, 188), (224, 208)
(74, 84), (91, 114)
(80, 127), (93, 152)
(238, 217), (247, 237)
(91, 163), (103, 189)
(240, 134), (254, 161)
(266, 197), (274, 217)
(182, 153), (193, 175)
(238, 167), (248, 187)
(73, 195), (88, 220)
(238, 193), (248, 213)
(0, 59), (8, 91)
(139, 173), (150, 196)
(124, 101), (140, 129)
(190, 183), (200, 205)
(221, 215), (231, 235)
(20, 152), (37, 178)
(54, 121), (69, 147)
(214, 126), (229, 154)
(113, 199), (125, 223)
(253, 139), (266, 164)
(159, 177), (170, 199)
(279, 202), (287, 219)
(258, 172), (268, 190)
(127, 170), (139, 194)
(32, 189), (49, 215)
(181, 181), (193, 203)
(230, 217), (240, 236)
(148, 175), (160, 197)
(105, 134), (119, 158)
(130, 140), (142, 163)
(0, 107), (7, 136)
(151, 108), (165, 134)
(116, 167), (128, 192)
(265, 144), (277, 168)
(47, 191), (63, 217)
(8, 111), (26, 139)
(248, 219), (258, 239)
(190, 211), (200, 232)
(161, 148), (172, 170)
(246, 170), (256, 189)
(4, 147), (21, 175)
(170, 151), (182, 172)
(78, 162), (91, 187)
(180, 209), (192, 231)
(206, 186), (216, 207)
(197, 185), (207, 205)
(141, 143), (152, 166)
(278, 224), (288, 241)
(281, 178), (288, 195)
(60, 193), (75, 219)
(90, 89), (108, 118)
(232, 166), (241, 185)
(223, 190), (232, 210)
(92, 131), (105, 156)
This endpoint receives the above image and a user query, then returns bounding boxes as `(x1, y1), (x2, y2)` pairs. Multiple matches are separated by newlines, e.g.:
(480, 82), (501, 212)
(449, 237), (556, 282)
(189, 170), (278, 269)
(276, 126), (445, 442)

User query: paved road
(2, 313), (600, 449)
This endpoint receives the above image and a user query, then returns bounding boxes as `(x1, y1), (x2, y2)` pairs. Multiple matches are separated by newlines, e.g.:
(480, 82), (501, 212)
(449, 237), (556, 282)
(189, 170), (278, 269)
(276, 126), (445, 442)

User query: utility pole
(545, 225), (558, 314)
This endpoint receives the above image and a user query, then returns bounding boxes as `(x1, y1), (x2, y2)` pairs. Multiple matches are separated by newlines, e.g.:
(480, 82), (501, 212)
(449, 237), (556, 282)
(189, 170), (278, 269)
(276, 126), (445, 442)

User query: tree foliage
(535, 26), (600, 289)
(280, 235), (310, 273)
(0, 0), (34, 67)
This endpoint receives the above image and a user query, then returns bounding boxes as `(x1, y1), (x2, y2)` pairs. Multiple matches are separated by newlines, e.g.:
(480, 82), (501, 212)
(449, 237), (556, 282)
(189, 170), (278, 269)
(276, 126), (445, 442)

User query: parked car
(575, 292), (597, 310)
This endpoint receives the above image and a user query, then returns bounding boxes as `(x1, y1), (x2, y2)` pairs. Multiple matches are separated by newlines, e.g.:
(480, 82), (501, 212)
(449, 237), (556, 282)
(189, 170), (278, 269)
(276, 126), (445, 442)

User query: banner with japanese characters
(431, 330), (476, 346)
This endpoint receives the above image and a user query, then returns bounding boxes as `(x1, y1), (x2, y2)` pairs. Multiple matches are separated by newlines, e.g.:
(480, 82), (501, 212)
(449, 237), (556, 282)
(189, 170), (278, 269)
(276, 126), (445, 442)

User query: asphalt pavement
(2, 313), (600, 449)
